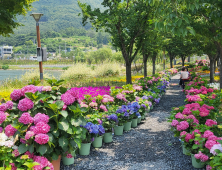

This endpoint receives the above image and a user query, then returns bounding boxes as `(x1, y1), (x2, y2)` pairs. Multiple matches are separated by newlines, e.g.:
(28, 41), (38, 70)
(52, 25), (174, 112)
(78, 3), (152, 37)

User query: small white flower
(0, 133), (8, 142)
(4, 141), (14, 148)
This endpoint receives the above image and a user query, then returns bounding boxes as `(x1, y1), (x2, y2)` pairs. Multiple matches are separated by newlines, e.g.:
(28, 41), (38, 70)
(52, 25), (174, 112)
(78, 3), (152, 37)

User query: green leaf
(59, 86), (67, 93)
(52, 130), (59, 137)
(74, 138), (81, 148)
(59, 136), (68, 147)
(67, 127), (73, 134)
(55, 100), (64, 109)
(18, 144), (28, 154)
(192, 144), (199, 149)
(71, 117), (86, 126)
(52, 153), (59, 160)
(28, 144), (34, 153)
(60, 110), (68, 118)
(37, 145), (48, 155)
(58, 119), (69, 131)
(48, 133), (54, 142)
(23, 162), (40, 169)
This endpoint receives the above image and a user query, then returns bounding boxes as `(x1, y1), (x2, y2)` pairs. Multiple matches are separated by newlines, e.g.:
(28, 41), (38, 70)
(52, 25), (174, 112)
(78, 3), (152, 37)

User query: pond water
(0, 70), (62, 82)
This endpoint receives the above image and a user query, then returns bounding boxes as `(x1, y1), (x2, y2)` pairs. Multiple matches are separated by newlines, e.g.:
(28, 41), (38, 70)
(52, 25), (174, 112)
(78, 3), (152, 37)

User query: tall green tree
(158, 0), (222, 88)
(0, 0), (36, 36)
(78, 0), (153, 84)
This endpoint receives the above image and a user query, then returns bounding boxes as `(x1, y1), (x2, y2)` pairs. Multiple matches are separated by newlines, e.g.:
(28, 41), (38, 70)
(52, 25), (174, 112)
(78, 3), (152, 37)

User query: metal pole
(36, 22), (43, 80)
(163, 51), (166, 70)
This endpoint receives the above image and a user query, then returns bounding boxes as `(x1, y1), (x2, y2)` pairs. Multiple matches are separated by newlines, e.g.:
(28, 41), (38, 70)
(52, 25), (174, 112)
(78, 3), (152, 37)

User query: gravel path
(61, 74), (205, 170)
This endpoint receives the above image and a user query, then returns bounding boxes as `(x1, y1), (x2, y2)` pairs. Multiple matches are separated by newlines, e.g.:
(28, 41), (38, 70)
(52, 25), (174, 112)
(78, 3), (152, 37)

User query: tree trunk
(181, 57), (185, 66)
(210, 58), (214, 83)
(152, 56), (156, 75)
(126, 63), (132, 84)
(214, 60), (217, 74)
(188, 56), (190, 62)
(143, 55), (148, 77)
(170, 57), (173, 68)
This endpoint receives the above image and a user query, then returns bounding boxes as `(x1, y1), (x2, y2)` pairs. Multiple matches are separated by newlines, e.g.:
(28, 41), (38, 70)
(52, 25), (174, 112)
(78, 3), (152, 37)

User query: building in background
(0, 46), (13, 59)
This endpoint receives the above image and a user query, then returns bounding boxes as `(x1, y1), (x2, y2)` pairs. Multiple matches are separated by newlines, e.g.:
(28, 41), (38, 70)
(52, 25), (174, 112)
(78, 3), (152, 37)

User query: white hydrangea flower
(0, 133), (8, 142)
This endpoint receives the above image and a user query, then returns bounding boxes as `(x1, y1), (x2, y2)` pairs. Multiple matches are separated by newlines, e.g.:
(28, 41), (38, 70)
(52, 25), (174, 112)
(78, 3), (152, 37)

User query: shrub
(94, 62), (121, 77)
(2, 65), (9, 70)
(21, 70), (55, 83)
(62, 66), (69, 70)
(202, 65), (210, 71)
(61, 63), (95, 80)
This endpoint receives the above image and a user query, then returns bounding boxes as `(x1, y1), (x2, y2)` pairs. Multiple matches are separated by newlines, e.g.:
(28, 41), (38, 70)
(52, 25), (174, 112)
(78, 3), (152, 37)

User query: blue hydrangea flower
(108, 114), (118, 122)
(141, 104), (146, 108)
(142, 96), (148, 100)
(98, 125), (105, 135)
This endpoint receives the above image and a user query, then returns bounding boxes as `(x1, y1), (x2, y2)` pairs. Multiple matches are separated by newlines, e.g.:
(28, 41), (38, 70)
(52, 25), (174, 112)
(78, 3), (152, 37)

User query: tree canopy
(0, 0), (37, 36)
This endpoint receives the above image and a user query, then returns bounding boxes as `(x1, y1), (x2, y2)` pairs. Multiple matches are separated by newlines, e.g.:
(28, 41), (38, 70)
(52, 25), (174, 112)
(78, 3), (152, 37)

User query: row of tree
(78, 0), (222, 86)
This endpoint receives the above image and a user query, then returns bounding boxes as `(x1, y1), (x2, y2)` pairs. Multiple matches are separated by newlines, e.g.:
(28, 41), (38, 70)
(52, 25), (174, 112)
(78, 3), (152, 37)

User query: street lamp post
(30, 13), (44, 80)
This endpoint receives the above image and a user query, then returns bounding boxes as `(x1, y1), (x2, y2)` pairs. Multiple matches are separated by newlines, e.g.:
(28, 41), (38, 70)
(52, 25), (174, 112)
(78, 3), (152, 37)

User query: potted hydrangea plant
(80, 122), (105, 155)
(102, 114), (118, 143)
(115, 105), (131, 135)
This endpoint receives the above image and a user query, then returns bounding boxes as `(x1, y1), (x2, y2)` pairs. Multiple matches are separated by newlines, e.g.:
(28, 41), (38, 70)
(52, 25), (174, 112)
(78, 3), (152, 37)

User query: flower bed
(169, 67), (222, 169)
(0, 71), (174, 169)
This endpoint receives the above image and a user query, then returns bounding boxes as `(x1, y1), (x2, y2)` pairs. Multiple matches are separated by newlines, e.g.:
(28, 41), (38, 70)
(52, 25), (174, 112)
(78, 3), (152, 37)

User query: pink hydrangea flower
(0, 103), (7, 112)
(203, 130), (214, 138)
(175, 112), (185, 119)
(176, 121), (189, 131)
(205, 140), (217, 150)
(206, 165), (213, 170)
(42, 86), (52, 92)
(24, 151), (34, 159)
(33, 113), (49, 125)
(9, 163), (17, 170)
(25, 131), (35, 140)
(19, 112), (33, 124)
(5, 124), (17, 137)
(20, 138), (26, 144)
(171, 120), (179, 127)
(12, 149), (20, 157)
(205, 119), (217, 127)
(80, 102), (88, 108)
(100, 105), (108, 112)
(21, 85), (37, 96)
(192, 129), (201, 136)
(6, 101), (13, 110)
(102, 98), (109, 103)
(133, 85), (143, 91)
(185, 133), (194, 142)
(180, 131), (187, 136)
(35, 134), (49, 145)
(33, 156), (49, 169)
(0, 111), (7, 124)
(194, 151), (209, 162)
(66, 152), (73, 158)
(89, 102), (98, 108)
(33, 122), (50, 134)
(61, 92), (76, 105)
(10, 89), (22, 101)
(182, 108), (192, 115)
(17, 98), (34, 112)
(62, 104), (67, 110)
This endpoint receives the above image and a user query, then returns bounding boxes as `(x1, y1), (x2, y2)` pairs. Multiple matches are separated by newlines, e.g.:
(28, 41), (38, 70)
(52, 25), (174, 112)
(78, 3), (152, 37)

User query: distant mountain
(15, 0), (103, 34)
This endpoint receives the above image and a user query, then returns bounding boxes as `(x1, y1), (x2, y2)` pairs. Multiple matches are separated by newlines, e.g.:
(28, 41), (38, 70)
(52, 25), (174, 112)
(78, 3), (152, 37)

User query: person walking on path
(180, 67), (189, 89)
